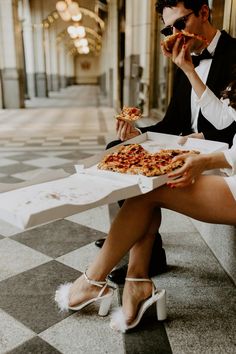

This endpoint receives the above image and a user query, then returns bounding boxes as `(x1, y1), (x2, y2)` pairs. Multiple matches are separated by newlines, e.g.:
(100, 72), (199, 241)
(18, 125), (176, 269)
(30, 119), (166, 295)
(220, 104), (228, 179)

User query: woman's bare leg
(145, 175), (236, 224)
(69, 175), (236, 307)
(115, 175), (236, 324)
(69, 198), (157, 306)
(120, 208), (161, 324)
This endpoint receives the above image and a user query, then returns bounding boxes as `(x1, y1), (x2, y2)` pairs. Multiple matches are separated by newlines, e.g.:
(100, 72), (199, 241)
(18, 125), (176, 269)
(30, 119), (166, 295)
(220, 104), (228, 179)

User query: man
(95, 0), (236, 284)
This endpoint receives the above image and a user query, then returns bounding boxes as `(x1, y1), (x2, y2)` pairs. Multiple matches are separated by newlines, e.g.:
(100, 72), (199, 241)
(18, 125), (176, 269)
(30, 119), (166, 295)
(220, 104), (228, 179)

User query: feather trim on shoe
(110, 307), (128, 333)
(55, 282), (72, 312)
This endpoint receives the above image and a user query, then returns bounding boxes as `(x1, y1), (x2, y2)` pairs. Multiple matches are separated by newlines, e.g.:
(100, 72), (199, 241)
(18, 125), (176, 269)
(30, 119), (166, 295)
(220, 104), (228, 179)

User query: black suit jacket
(141, 31), (236, 146)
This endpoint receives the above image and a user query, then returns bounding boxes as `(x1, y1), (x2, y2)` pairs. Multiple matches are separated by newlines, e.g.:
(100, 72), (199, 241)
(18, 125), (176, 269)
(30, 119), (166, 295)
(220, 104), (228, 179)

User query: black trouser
(106, 140), (166, 275)
(106, 138), (163, 245)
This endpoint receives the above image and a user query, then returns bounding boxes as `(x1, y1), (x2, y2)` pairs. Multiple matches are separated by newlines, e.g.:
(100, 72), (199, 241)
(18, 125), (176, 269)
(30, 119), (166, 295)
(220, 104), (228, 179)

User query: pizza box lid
(0, 172), (143, 230)
(0, 132), (228, 230)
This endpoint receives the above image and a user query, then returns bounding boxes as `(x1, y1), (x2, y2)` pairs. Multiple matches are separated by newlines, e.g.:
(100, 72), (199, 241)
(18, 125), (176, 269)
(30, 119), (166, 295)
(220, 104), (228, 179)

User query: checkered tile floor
(0, 86), (235, 354)
(0, 150), (96, 184)
(0, 136), (106, 150)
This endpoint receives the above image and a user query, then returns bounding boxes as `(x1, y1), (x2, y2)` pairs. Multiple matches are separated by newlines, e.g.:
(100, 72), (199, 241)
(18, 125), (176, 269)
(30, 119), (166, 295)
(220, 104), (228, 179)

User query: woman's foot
(69, 274), (109, 308)
(55, 272), (115, 315)
(122, 278), (153, 325)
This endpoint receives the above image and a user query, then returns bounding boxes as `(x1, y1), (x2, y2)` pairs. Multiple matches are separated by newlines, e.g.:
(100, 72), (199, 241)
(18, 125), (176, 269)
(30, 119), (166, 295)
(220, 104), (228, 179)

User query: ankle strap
(84, 271), (106, 288)
(125, 277), (152, 282)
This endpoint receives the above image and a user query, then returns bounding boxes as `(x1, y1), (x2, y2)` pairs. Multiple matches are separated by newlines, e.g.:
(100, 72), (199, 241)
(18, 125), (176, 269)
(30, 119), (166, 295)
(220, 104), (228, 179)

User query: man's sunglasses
(160, 12), (194, 37)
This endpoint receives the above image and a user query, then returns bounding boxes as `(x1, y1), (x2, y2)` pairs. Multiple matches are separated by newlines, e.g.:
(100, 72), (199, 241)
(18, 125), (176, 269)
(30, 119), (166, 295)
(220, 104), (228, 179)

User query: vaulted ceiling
(30, 0), (108, 56)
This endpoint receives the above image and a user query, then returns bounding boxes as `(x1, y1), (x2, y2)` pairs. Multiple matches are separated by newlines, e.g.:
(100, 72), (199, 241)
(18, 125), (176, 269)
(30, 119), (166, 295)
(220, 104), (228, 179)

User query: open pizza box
(0, 132), (228, 230)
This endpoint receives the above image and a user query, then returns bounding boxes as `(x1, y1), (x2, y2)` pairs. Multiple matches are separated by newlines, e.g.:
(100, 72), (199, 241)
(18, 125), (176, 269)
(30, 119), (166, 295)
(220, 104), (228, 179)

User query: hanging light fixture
(74, 38), (88, 47)
(67, 25), (86, 38)
(56, 1), (67, 12)
(67, 1), (80, 16)
(71, 12), (82, 21)
(56, 1), (82, 22)
(56, 1), (91, 55)
(78, 46), (90, 54)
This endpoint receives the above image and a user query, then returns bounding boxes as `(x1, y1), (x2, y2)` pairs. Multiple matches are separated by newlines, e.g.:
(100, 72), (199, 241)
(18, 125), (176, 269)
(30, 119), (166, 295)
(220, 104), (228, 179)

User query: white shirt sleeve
(222, 136), (236, 176)
(195, 87), (236, 129)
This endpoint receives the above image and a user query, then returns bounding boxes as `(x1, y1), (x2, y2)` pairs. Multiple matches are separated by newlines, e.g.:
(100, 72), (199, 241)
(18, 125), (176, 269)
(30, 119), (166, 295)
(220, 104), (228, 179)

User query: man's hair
(156, 0), (209, 16)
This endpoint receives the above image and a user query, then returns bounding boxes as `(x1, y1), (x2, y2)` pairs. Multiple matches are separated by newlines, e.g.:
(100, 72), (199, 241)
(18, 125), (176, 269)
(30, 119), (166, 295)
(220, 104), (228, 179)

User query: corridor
(0, 85), (235, 354)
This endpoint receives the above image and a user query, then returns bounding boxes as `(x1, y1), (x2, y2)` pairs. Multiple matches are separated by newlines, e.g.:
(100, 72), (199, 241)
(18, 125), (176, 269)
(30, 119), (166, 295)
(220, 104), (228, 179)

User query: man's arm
(141, 68), (192, 136)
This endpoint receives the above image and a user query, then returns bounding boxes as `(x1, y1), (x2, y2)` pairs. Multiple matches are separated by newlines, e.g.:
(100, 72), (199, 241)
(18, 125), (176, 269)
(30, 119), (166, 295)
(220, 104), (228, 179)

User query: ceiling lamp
(78, 46), (90, 54)
(56, 1), (67, 12)
(83, 47), (89, 54)
(74, 38), (88, 47)
(72, 13), (82, 21)
(56, 1), (82, 22)
(67, 1), (80, 16)
(67, 25), (86, 38)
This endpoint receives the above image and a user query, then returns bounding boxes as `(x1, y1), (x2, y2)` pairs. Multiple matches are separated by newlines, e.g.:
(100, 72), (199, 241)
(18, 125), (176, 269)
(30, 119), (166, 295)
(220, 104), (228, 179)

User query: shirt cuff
(135, 127), (142, 135)
(195, 87), (215, 107)
(222, 150), (235, 176)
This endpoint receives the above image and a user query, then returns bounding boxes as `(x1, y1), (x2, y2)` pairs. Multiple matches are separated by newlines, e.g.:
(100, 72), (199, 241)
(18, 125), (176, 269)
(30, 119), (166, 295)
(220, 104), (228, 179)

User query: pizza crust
(162, 31), (208, 53)
(116, 106), (142, 122)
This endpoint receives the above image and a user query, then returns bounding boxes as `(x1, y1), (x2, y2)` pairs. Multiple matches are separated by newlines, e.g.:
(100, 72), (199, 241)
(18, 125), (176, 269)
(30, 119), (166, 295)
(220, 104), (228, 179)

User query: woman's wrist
(185, 70), (207, 99)
(185, 69), (198, 80)
(201, 152), (230, 170)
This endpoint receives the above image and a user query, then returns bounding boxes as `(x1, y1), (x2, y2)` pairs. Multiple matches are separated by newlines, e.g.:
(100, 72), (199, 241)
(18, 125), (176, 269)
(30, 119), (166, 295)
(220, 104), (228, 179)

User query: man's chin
(191, 41), (207, 54)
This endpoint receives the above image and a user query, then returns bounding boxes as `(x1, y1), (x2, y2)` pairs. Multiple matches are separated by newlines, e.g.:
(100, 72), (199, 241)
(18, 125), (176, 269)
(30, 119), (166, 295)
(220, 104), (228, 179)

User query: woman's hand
(172, 39), (195, 75)
(178, 132), (205, 145)
(167, 153), (207, 188)
(116, 120), (140, 141)
(161, 38), (195, 75)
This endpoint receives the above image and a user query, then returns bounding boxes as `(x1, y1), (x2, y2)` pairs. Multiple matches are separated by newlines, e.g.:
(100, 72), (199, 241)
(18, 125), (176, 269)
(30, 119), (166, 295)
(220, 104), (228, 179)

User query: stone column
(123, 0), (151, 113)
(0, 0), (25, 108)
(66, 52), (75, 85)
(48, 26), (60, 91)
(107, 0), (118, 107)
(123, 0), (139, 107)
(44, 27), (52, 91)
(22, 0), (36, 98)
(58, 41), (67, 88)
(31, 0), (47, 97)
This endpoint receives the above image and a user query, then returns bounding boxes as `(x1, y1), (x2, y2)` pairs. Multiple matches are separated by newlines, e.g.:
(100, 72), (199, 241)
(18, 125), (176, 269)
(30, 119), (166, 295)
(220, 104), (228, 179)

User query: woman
(55, 40), (236, 333)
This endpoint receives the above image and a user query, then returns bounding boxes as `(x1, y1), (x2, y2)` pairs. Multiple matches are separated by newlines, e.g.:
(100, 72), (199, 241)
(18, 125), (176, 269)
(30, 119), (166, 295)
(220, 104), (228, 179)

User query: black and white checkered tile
(0, 148), (99, 184)
(0, 135), (107, 152)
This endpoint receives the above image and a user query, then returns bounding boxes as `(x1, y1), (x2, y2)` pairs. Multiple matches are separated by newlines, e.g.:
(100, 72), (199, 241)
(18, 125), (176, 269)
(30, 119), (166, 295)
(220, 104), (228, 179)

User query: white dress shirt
(195, 85), (236, 199)
(191, 30), (221, 132)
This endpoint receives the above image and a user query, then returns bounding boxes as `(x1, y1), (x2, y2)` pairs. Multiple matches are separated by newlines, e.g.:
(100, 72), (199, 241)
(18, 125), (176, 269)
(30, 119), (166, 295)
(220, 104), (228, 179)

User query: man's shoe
(95, 232), (163, 249)
(108, 264), (128, 284)
(108, 248), (167, 284)
(108, 235), (167, 284)
(95, 238), (106, 248)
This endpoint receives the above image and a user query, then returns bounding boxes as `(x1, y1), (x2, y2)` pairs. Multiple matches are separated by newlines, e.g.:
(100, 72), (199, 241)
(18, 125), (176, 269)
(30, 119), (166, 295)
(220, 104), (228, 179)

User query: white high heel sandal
(110, 277), (167, 332)
(55, 272), (115, 317)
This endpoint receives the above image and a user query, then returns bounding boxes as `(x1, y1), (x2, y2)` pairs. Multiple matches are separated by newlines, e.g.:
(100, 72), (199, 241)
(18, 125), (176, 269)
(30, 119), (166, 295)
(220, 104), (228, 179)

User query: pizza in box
(98, 143), (199, 177)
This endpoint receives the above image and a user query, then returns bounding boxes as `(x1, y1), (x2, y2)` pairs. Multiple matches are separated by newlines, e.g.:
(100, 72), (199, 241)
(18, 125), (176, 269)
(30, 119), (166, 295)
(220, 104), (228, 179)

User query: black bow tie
(192, 49), (213, 67)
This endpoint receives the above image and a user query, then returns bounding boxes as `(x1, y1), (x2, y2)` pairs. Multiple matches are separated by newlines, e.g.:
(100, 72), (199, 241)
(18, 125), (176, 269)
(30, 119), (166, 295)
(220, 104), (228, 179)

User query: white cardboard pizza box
(75, 132), (229, 191)
(0, 132), (228, 230)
